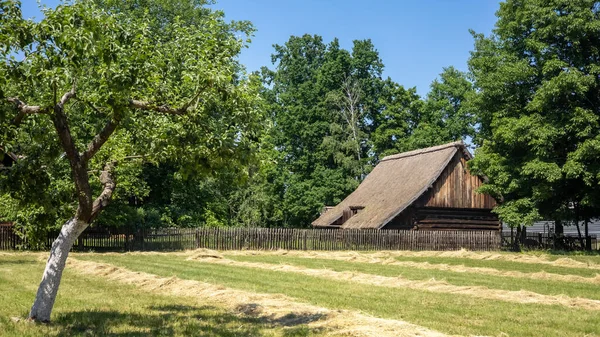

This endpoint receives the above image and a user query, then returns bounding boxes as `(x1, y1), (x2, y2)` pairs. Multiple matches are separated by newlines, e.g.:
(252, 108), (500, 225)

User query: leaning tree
(0, 0), (263, 322)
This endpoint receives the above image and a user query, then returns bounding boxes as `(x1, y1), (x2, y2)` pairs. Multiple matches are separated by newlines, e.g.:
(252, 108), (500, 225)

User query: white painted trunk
(28, 218), (88, 322)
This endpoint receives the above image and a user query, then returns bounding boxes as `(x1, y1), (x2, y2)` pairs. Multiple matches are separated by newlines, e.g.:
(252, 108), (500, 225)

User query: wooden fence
(501, 231), (598, 251)
(0, 227), (502, 251)
(0, 225), (26, 250)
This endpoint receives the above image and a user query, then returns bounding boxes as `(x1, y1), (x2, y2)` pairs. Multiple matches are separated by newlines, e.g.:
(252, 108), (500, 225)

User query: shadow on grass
(0, 259), (39, 265)
(544, 250), (600, 256)
(52, 304), (323, 337)
(235, 303), (326, 327)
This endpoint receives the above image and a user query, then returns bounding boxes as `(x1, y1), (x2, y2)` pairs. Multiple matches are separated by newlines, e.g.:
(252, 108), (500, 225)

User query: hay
(223, 249), (600, 271)
(395, 250), (600, 270)
(220, 250), (600, 285)
(189, 256), (600, 311)
(68, 258), (453, 337)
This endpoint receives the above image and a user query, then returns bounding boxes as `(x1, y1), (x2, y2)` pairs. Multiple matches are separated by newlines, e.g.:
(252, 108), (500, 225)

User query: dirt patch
(188, 255), (600, 311)
(68, 258), (454, 337)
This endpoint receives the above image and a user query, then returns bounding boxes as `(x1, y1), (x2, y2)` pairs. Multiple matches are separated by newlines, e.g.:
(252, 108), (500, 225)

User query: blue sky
(21, 1), (500, 97)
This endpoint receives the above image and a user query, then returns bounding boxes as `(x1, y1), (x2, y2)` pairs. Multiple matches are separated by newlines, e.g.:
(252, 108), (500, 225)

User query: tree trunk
(555, 219), (564, 235)
(28, 218), (88, 322)
(574, 204), (584, 249)
(585, 218), (591, 251)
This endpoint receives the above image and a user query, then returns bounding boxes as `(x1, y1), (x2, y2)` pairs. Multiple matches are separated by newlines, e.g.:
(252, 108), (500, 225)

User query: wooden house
(312, 141), (500, 230)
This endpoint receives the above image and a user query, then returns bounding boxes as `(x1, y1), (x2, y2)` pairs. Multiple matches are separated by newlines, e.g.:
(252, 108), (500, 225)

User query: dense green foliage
(4, 0), (599, 234)
(0, 0), (263, 242)
(251, 36), (475, 227)
(468, 0), (600, 227)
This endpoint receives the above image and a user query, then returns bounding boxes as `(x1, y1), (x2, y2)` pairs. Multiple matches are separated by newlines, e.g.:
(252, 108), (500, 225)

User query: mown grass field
(1, 250), (600, 337)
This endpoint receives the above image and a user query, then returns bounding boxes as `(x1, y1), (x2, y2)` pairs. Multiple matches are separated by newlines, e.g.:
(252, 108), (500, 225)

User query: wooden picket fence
(0, 225), (26, 250)
(0, 227), (502, 252)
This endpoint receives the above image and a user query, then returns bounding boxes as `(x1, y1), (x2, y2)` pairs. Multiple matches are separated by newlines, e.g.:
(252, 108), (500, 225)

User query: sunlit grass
(391, 255), (600, 277)
(0, 253), (319, 337)
(77, 253), (600, 337)
(223, 254), (600, 300)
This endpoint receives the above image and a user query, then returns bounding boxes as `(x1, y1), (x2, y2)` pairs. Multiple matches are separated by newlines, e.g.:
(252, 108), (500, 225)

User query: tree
(371, 79), (424, 157)
(468, 0), (600, 227)
(259, 35), (386, 226)
(0, 0), (262, 321)
(372, 67), (475, 158)
(419, 67), (476, 147)
(328, 76), (365, 164)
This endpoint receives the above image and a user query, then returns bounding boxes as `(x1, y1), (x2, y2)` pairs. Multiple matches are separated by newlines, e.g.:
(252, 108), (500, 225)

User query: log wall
(420, 152), (496, 209)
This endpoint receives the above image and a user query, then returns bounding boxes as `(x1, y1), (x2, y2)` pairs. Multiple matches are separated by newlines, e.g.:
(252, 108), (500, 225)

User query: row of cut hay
(67, 258), (452, 337)
(208, 250), (600, 285)
(220, 249), (600, 270)
(187, 254), (600, 311)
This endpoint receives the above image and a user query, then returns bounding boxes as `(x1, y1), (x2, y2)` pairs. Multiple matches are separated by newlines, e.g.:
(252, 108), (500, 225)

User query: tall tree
(468, 0), (600, 227)
(261, 35), (386, 226)
(371, 79), (424, 157)
(419, 67), (476, 146)
(0, 0), (262, 321)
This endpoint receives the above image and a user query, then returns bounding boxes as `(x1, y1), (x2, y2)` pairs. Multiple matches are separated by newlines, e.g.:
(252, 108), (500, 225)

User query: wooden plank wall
(422, 152), (496, 209)
(1, 227), (502, 251)
(413, 208), (500, 230)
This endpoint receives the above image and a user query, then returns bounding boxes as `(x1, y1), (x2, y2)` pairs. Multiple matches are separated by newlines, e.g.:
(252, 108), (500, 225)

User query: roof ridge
(380, 141), (466, 162)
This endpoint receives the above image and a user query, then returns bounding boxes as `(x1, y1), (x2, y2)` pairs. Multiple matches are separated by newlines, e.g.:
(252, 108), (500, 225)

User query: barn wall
(419, 152), (496, 209)
(384, 207), (414, 229)
(412, 207), (500, 230)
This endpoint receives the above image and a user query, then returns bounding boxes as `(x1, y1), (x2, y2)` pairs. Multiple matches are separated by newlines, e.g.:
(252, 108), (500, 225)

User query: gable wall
(418, 152), (496, 209)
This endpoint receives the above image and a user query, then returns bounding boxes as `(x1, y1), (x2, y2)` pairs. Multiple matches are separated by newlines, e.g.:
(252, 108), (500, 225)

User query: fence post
(125, 229), (129, 252)
(303, 230), (307, 251)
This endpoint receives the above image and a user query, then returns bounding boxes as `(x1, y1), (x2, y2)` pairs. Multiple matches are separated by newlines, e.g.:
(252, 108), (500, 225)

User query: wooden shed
(312, 141), (500, 230)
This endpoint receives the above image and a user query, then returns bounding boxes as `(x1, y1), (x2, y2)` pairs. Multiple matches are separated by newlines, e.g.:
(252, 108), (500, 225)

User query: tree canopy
(468, 0), (600, 227)
(0, 0), (263, 321)
(0, 0), (263, 242)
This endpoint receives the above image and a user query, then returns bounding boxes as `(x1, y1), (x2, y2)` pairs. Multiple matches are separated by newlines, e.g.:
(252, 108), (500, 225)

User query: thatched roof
(312, 141), (472, 229)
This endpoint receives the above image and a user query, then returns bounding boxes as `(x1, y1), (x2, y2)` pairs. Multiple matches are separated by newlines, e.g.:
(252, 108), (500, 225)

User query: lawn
(223, 254), (600, 300)
(2, 250), (600, 337)
(75, 251), (600, 337)
(0, 253), (321, 337)
(391, 255), (600, 277)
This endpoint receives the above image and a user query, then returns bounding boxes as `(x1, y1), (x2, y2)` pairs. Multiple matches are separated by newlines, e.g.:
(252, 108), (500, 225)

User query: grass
(223, 254), (600, 300)
(0, 253), (321, 337)
(391, 255), (600, 277)
(76, 253), (600, 337)
(533, 251), (600, 264)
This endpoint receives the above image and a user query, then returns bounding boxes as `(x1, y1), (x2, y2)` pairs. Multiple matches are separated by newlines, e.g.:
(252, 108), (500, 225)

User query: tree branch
(130, 87), (205, 115)
(89, 161), (117, 223)
(87, 155), (144, 222)
(81, 117), (120, 162)
(58, 86), (76, 106)
(7, 97), (48, 125)
(51, 101), (94, 219)
(129, 99), (187, 115)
